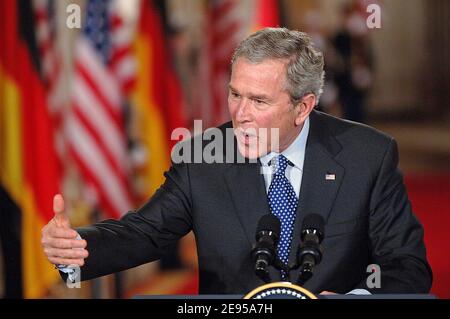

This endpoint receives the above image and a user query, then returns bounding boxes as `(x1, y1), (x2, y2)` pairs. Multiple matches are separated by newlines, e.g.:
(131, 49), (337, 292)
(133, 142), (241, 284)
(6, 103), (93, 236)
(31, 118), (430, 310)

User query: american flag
(66, 0), (134, 218)
(197, 0), (244, 128)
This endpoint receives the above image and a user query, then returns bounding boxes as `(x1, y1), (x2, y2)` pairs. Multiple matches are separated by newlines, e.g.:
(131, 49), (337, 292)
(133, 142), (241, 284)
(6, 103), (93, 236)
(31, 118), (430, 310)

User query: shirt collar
(259, 116), (310, 170)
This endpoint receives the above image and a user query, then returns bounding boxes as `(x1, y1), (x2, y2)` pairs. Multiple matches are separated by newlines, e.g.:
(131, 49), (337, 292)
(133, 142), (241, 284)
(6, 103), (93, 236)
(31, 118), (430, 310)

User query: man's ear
(294, 94), (316, 126)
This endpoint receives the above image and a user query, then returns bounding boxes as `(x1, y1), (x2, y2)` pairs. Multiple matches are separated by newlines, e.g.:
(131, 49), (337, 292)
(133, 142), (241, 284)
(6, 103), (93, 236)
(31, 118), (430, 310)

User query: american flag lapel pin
(325, 173), (336, 181)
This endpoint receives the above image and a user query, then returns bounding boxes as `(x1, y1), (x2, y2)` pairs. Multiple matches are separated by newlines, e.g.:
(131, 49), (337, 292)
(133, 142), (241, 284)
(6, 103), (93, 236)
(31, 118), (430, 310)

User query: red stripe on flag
(68, 146), (123, 219)
(72, 104), (131, 191)
(75, 60), (125, 130)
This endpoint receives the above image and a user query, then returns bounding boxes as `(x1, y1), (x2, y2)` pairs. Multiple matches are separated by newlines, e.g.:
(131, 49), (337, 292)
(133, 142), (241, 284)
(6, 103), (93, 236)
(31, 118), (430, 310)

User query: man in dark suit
(41, 28), (432, 295)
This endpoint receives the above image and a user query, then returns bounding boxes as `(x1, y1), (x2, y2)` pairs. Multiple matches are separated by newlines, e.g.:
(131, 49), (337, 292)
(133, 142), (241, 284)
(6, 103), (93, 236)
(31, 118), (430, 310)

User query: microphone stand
(287, 261), (313, 286)
(255, 261), (272, 284)
(257, 257), (314, 286)
(296, 264), (313, 286)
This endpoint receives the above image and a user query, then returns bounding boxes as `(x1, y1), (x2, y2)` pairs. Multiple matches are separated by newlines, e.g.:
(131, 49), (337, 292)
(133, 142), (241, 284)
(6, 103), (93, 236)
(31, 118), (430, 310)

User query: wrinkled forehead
(230, 58), (290, 95)
(231, 58), (288, 83)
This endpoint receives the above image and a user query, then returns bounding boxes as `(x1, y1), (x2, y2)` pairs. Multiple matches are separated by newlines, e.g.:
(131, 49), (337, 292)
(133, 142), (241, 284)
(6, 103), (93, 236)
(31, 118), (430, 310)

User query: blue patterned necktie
(267, 155), (298, 277)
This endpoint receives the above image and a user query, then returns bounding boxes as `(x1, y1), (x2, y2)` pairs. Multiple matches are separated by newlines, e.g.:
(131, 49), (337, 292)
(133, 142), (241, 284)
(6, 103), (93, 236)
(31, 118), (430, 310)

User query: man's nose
(236, 98), (252, 122)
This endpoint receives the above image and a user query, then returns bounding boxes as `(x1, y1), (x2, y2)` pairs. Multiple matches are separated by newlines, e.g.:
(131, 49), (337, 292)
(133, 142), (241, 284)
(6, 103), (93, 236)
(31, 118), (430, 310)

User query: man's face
(228, 58), (304, 159)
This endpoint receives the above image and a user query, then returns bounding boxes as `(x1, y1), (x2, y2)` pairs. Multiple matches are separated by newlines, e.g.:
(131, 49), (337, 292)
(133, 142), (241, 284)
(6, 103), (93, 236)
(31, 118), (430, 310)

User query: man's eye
(254, 99), (265, 105)
(231, 92), (240, 98)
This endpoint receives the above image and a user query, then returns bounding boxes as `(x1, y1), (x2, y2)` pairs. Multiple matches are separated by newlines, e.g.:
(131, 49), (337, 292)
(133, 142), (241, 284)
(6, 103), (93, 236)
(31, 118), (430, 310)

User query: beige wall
(367, 0), (427, 115)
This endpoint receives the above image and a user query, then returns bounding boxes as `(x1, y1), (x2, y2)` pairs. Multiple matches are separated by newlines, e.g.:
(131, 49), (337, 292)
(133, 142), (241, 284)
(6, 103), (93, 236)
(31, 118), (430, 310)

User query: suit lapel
(223, 162), (270, 247)
(224, 160), (282, 282)
(289, 111), (345, 271)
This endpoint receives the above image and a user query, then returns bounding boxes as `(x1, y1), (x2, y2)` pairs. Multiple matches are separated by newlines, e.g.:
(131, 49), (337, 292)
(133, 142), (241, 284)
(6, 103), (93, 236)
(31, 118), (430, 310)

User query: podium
(134, 294), (436, 299)
(133, 282), (436, 299)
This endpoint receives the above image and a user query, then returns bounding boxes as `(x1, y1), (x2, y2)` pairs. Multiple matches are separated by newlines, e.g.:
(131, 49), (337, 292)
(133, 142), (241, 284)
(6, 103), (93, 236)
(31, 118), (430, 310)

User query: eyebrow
(228, 84), (238, 93)
(228, 85), (271, 101)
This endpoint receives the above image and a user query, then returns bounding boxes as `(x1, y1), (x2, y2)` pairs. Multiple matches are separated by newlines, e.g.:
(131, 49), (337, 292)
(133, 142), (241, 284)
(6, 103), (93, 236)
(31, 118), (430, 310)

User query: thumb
(53, 194), (70, 228)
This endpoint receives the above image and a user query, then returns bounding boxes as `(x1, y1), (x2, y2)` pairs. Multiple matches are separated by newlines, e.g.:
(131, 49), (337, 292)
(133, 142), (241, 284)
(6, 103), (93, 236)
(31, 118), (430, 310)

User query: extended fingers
(44, 247), (89, 259)
(42, 237), (87, 249)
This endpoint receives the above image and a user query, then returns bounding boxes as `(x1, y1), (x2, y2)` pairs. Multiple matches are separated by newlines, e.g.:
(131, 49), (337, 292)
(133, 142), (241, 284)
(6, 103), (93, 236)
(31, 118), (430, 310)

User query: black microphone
(296, 214), (325, 285)
(251, 214), (281, 283)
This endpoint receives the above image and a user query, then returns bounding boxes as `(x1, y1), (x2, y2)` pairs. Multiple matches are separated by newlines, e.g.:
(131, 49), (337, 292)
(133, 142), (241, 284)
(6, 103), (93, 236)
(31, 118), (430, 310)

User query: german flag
(0, 0), (61, 298)
(131, 0), (186, 200)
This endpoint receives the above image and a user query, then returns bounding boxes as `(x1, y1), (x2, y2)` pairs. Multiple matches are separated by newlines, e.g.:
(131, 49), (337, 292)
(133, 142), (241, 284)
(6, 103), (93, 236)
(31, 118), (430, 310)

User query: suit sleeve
(69, 162), (193, 282)
(355, 138), (432, 293)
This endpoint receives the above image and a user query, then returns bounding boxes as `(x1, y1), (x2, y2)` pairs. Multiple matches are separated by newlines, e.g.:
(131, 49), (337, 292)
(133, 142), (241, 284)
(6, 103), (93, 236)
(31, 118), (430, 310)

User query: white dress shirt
(259, 117), (310, 198)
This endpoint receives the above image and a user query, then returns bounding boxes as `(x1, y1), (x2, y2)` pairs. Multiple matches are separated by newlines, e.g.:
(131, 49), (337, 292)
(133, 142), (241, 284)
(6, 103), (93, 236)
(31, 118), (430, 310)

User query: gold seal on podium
(244, 282), (317, 299)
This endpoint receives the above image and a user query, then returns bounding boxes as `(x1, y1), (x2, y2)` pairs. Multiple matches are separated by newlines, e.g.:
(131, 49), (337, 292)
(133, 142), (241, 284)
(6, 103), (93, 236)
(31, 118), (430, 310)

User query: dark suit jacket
(73, 110), (432, 294)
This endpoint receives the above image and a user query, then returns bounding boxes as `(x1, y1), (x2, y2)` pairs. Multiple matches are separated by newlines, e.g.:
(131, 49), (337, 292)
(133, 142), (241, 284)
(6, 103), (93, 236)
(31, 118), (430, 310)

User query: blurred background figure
(1, 0), (449, 299)
(301, 9), (342, 118)
(330, 0), (374, 123)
